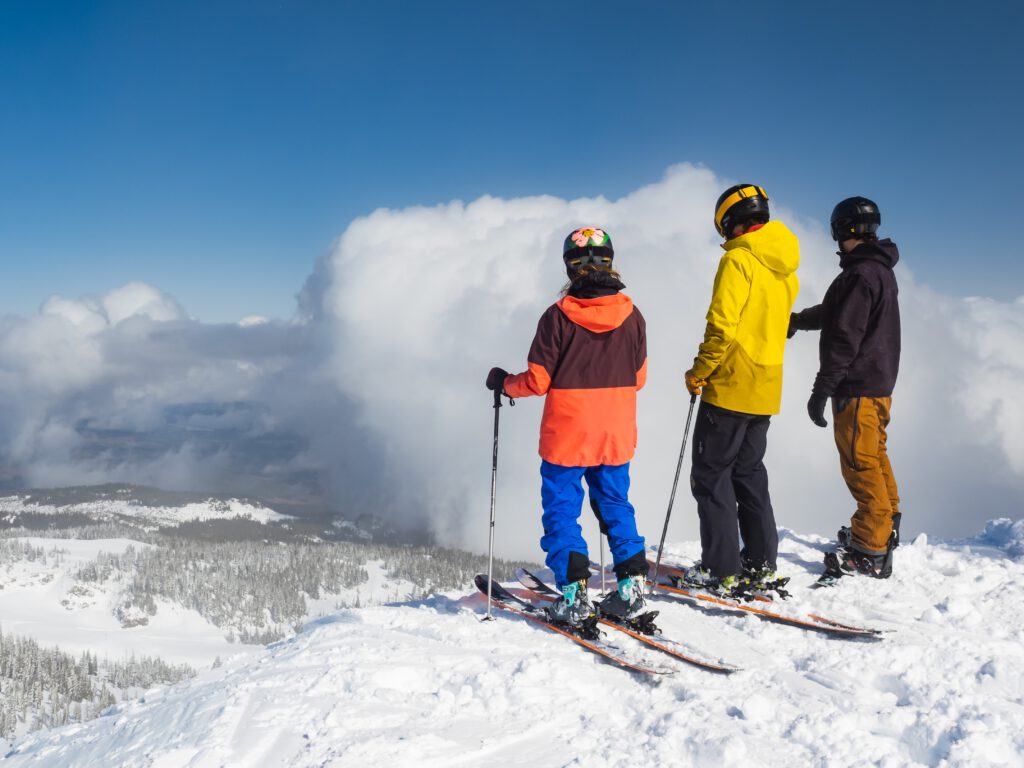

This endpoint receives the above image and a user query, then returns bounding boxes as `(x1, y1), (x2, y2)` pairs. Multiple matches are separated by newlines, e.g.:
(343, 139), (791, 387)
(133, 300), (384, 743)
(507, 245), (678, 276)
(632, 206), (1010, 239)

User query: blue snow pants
(540, 460), (646, 588)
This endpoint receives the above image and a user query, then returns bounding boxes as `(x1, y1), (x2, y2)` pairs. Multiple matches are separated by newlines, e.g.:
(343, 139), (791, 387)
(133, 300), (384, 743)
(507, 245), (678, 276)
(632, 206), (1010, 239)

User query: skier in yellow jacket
(681, 184), (800, 596)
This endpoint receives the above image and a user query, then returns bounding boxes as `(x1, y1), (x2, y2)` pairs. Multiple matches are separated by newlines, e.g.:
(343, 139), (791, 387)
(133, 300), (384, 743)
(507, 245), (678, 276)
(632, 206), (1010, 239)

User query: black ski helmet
(563, 227), (614, 276)
(714, 184), (770, 238)
(830, 197), (881, 241)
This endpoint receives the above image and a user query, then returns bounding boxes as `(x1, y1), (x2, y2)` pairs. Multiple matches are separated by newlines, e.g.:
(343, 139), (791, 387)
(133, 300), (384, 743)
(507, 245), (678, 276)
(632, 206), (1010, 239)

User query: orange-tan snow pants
(832, 396), (900, 554)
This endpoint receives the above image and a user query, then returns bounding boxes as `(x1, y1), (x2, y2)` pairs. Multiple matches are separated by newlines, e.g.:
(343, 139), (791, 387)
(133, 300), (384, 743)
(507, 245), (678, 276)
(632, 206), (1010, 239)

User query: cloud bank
(1, 164), (1021, 558)
(319, 163), (1024, 556)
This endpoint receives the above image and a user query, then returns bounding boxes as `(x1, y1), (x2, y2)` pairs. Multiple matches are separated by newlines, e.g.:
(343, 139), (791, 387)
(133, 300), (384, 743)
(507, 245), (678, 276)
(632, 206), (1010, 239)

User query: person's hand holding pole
(684, 369), (707, 397)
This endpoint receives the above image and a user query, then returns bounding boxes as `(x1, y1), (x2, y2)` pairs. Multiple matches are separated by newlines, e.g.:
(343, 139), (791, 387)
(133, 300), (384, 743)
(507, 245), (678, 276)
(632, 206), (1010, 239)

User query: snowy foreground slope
(5, 523), (1024, 768)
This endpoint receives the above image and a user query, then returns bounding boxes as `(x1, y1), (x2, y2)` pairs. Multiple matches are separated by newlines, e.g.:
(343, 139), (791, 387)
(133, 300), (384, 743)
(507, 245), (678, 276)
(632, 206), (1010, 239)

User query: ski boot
(741, 560), (790, 600)
(597, 574), (659, 634)
(839, 513), (900, 550)
(832, 519), (899, 580)
(671, 563), (746, 600)
(834, 546), (891, 579)
(547, 579), (599, 637)
(878, 523), (899, 578)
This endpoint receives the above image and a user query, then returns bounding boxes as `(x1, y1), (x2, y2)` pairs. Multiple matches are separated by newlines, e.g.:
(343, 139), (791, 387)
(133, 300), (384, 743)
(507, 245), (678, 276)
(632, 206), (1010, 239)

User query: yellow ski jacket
(691, 220), (800, 415)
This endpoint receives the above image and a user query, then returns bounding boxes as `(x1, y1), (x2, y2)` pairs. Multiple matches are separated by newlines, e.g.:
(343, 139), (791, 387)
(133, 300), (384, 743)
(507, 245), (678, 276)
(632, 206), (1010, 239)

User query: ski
(474, 574), (673, 676)
(811, 552), (846, 589)
(515, 568), (739, 674)
(645, 559), (884, 638)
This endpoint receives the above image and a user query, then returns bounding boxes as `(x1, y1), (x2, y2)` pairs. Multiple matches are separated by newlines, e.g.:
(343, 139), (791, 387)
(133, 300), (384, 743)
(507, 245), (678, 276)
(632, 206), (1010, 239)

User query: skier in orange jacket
(486, 228), (648, 626)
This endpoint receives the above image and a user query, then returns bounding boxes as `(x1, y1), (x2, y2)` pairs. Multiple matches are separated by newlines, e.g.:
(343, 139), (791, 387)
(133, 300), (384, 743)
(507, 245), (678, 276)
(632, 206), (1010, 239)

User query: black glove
(485, 367), (509, 392)
(787, 312), (798, 339)
(807, 393), (829, 428)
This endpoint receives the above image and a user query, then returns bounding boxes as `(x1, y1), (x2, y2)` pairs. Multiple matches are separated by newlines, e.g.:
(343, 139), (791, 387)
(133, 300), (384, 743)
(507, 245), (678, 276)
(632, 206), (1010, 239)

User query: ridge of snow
(4, 524), (1024, 767)
(0, 496), (290, 528)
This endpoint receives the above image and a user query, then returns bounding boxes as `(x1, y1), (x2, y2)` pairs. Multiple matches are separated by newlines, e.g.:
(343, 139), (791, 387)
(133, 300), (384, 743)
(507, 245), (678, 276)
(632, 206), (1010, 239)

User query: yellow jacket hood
(723, 220), (800, 277)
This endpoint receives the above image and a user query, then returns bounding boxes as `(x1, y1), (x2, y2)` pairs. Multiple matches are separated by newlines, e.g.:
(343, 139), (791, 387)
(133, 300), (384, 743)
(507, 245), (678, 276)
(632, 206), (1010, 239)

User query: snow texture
(4, 524), (1024, 768)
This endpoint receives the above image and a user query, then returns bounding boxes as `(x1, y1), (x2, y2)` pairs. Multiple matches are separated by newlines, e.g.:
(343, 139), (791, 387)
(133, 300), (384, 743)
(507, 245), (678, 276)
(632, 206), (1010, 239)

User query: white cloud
(101, 282), (185, 326)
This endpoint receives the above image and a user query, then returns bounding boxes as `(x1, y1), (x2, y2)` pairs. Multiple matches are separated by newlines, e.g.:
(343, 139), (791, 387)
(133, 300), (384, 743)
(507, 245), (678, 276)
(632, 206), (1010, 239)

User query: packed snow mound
(5, 524), (1024, 767)
(975, 517), (1024, 559)
(0, 494), (289, 528)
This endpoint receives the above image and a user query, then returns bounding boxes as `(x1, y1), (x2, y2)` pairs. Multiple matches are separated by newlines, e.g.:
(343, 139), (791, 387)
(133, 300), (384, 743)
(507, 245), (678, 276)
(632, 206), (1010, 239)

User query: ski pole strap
(492, 390), (514, 407)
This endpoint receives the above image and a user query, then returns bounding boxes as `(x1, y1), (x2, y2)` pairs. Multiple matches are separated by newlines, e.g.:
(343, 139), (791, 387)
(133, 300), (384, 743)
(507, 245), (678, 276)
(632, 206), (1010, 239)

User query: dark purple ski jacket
(790, 239), (901, 398)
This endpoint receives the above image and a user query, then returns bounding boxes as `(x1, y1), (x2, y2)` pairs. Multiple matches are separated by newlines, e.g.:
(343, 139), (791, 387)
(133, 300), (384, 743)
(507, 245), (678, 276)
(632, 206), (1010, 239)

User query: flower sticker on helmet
(571, 228), (607, 248)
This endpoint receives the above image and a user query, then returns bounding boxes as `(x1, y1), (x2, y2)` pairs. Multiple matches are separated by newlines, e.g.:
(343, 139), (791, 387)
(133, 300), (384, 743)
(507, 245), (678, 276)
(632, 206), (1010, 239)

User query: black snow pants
(689, 401), (778, 578)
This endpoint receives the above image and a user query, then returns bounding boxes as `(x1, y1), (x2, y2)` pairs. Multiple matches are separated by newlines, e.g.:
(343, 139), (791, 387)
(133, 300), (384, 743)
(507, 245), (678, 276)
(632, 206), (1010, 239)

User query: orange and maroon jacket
(504, 293), (647, 467)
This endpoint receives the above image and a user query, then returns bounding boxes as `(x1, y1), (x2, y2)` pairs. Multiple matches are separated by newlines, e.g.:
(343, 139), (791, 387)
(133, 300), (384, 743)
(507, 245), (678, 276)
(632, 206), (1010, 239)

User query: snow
(0, 496), (289, 528)
(304, 559), (419, 616)
(4, 524), (1024, 767)
(0, 542), (418, 670)
(0, 539), (236, 668)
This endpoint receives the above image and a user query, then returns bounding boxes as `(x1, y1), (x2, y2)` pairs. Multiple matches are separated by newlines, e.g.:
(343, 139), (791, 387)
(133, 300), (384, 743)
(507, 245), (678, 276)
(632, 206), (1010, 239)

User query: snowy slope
(4, 522), (1024, 768)
(0, 495), (289, 528)
(0, 538), (245, 668)
(0, 541), (420, 669)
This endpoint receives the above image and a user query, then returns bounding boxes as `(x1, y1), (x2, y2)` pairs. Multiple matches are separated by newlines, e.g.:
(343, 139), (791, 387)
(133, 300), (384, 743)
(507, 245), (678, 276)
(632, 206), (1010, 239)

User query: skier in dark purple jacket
(789, 197), (902, 580)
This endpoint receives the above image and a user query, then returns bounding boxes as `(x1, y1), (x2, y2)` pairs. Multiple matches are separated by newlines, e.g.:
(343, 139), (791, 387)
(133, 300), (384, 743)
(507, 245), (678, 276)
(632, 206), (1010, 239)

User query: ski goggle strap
(565, 245), (614, 269)
(714, 185), (769, 233)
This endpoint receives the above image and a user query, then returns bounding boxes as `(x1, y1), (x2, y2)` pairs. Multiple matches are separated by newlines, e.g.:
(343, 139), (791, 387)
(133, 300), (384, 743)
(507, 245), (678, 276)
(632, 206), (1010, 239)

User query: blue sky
(2, 1), (1022, 322)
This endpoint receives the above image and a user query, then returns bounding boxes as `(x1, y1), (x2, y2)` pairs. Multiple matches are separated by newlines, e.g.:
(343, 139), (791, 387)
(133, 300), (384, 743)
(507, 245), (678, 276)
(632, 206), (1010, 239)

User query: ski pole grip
(493, 387), (502, 409)
(689, 392), (697, 404)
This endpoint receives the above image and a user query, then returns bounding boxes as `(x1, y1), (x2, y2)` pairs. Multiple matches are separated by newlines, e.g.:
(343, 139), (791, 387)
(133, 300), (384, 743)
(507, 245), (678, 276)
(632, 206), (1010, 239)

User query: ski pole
(651, 392), (698, 594)
(484, 386), (504, 621)
(590, 498), (609, 595)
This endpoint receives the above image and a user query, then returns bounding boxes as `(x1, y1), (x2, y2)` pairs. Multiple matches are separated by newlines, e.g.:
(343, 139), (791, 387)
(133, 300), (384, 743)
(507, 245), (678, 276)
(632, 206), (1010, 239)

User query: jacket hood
(557, 293), (634, 333)
(723, 220), (800, 276)
(839, 238), (899, 270)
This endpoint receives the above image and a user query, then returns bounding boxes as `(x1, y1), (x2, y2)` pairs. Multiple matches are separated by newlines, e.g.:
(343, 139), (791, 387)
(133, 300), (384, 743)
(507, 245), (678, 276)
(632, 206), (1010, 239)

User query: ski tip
(707, 662), (743, 675)
(812, 576), (842, 589)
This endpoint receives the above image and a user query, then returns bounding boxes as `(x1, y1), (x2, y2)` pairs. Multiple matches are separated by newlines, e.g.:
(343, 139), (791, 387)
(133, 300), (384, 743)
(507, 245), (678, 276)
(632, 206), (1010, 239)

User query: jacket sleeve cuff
(811, 374), (834, 398)
(690, 359), (714, 380)
(792, 305), (823, 331)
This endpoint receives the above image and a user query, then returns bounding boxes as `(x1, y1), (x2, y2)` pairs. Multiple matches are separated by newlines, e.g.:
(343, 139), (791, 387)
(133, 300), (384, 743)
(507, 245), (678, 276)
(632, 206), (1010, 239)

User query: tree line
(0, 628), (193, 742)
